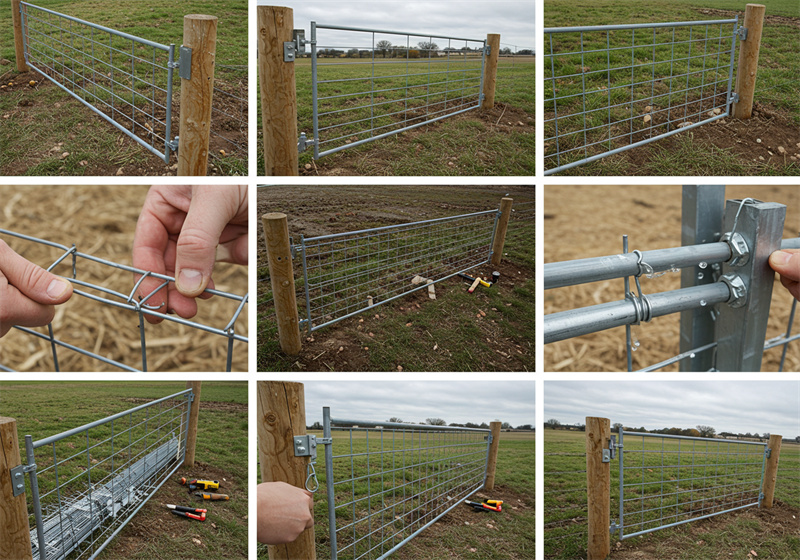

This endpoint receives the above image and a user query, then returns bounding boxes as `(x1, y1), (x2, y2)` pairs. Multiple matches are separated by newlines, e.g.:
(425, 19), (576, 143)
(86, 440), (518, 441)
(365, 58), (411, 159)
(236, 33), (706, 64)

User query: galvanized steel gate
(544, 18), (740, 175)
(611, 427), (769, 539)
(19, 2), (182, 162)
(306, 23), (489, 158)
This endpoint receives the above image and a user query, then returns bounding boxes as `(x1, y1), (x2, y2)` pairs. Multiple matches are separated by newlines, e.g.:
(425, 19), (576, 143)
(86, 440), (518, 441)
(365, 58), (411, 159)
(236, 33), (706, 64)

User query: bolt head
(722, 232), (749, 267)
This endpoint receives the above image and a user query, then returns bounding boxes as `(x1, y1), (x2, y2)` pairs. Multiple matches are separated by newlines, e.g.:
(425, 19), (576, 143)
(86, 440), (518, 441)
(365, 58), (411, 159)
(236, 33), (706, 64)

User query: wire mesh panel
(0, 229), (248, 372)
(211, 63), (248, 158)
(297, 209), (499, 332)
(617, 430), (768, 539)
(544, 19), (738, 175)
(323, 411), (492, 560)
(23, 389), (193, 560)
(20, 2), (177, 162)
(311, 23), (487, 158)
(496, 44), (535, 94)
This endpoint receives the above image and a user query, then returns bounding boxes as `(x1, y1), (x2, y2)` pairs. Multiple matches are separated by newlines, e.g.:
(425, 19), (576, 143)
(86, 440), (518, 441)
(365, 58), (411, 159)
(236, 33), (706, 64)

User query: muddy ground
(544, 185), (800, 371)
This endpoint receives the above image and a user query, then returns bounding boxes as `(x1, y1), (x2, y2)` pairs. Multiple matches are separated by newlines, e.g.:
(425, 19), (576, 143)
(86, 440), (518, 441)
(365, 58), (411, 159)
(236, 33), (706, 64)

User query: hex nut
(721, 232), (749, 267)
(721, 274), (747, 308)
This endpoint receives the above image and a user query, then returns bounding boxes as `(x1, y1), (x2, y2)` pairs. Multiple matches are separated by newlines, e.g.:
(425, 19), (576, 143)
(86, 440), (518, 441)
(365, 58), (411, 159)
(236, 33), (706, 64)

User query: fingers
(0, 240), (73, 305)
(770, 249), (800, 301)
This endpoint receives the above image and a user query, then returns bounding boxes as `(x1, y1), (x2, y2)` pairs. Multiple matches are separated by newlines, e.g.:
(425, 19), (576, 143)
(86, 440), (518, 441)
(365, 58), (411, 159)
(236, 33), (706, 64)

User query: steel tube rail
(544, 242), (732, 290)
(545, 283), (731, 344)
(315, 22), (484, 43)
(544, 19), (737, 34)
(620, 502), (758, 540)
(330, 417), (490, 433)
(621, 430), (767, 446)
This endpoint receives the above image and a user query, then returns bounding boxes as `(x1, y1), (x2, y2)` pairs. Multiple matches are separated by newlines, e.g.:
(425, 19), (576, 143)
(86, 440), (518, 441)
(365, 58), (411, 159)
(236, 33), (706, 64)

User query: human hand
(256, 481), (315, 545)
(132, 185), (247, 323)
(769, 249), (800, 301)
(0, 240), (73, 337)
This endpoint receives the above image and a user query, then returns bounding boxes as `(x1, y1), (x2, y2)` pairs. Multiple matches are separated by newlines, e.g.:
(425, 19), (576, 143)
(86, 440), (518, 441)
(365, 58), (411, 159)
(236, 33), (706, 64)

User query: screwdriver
(166, 504), (207, 514)
(171, 510), (206, 521)
(195, 492), (229, 501)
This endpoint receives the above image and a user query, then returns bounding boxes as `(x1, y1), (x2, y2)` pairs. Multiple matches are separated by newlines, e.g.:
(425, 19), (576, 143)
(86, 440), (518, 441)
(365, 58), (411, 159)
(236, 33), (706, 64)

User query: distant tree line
(306, 418), (534, 430)
(544, 419), (789, 442)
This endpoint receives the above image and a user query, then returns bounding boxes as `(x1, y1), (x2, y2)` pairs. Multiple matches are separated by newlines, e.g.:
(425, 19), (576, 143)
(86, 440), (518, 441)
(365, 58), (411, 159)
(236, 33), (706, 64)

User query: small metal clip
(736, 27), (748, 41)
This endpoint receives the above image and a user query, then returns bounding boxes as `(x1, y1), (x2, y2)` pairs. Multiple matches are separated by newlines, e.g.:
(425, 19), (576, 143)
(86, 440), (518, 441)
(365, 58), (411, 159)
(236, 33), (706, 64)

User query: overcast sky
(300, 381), (534, 427)
(262, 1), (535, 51)
(545, 381), (800, 437)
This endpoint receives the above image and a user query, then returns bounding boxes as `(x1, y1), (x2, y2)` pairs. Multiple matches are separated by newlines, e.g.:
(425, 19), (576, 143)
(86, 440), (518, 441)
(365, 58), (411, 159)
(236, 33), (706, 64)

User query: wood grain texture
(257, 382), (316, 560)
(481, 34), (501, 110)
(11, 0), (28, 72)
(0, 417), (33, 560)
(732, 4), (766, 119)
(762, 434), (782, 508)
(484, 421), (502, 490)
(178, 15), (217, 176)
(585, 416), (610, 560)
(184, 381), (202, 468)
(262, 213), (302, 355)
(491, 197), (514, 266)
(258, 6), (299, 176)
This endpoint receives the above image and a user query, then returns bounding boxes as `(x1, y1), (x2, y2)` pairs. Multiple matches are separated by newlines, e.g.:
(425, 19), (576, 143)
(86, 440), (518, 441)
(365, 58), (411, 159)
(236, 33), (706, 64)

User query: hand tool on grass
(180, 478), (219, 490)
(195, 492), (229, 501)
(171, 510), (206, 521)
(166, 504), (207, 514)
(457, 273), (492, 293)
(465, 499), (503, 512)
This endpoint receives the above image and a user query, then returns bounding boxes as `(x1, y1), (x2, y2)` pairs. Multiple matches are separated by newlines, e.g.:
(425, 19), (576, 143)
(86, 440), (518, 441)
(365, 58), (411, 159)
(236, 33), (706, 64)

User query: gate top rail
(330, 417), (491, 433)
(314, 22), (485, 44)
(302, 209), (498, 243)
(30, 389), (193, 449)
(20, 2), (171, 51)
(621, 430), (768, 446)
(544, 18), (738, 34)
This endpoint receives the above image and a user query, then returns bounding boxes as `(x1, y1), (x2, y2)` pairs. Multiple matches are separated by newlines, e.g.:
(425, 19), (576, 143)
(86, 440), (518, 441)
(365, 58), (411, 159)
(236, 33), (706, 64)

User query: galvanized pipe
(323, 407), (338, 560)
(545, 283), (731, 344)
(544, 19), (738, 34)
(329, 417), (491, 433)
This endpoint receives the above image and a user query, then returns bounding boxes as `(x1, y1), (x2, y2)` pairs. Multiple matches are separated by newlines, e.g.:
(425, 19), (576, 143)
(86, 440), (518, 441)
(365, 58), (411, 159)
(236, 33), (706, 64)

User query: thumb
(174, 187), (240, 297)
(768, 250), (800, 282)
(0, 241), (73, 304)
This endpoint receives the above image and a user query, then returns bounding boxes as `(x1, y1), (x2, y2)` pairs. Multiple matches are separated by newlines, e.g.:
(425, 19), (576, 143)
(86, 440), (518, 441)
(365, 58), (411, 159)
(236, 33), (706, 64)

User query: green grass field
(544, 0), (800, 175)
(0, 0), (247, 176)
(544, 429), (800, 560)
(0, 382), (248, 559)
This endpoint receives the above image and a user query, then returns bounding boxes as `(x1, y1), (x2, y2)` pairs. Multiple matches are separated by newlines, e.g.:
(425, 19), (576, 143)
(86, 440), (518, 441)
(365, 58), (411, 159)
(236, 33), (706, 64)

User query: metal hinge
(737, 27), (748, 41)
(765, 448), (772, 459)
(729, 92), (740, 104)
(10, 463), (36, 497)
(294, 434), (318, 460)
(602, 435), (618, 463)
(486, 434), (494, 444)
(186, 390), (194, 403)
(169, 47), (192, 80)
(610, 521), (621, 534)
(484, 45), (491, 56)
(285, 29), (307, 62)
(168, 137), (180, 154)
(289, 237), (299, 259)
(298, 132), (317, 154)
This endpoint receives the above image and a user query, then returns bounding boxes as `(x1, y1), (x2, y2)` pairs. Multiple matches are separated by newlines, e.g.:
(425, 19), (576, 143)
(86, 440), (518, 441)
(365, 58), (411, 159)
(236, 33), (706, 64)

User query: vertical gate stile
(165, 44), (176, 161)
(323, 407), (338, 560)
(311, 22), (319, 160)
(757, 442), (768, 506)
(478, 39), (488, 106)
(618, 427), (624, 539)
(300, 235), (312, 333)
(726, 15), (738, 113)
(25, 435), (46, 560)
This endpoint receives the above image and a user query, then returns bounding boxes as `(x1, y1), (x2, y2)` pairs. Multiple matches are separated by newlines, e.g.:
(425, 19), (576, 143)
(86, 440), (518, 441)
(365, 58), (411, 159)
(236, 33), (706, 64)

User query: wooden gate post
(184, 381), (202, 468)
(762, 434), (782, 508)
(482, 33), (500, 110)
(177, 14), (217, 176)
(11, 0), (29, 72)
(491, 197), (514, 266)
(263, 212), (302, 355)
(483, 421), (502, 490)
(258, 381), (316, 560)
(732, 4), (766, 120)
(258, 5), (300, 176)
(586, 416), (611, 560)
(0, 417), (34, 560)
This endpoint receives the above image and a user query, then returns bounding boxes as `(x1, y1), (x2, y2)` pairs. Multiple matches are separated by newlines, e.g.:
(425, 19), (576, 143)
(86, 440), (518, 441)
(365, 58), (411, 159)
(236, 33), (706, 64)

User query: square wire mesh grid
(496, 44), (535, 93)
(0, 229), (248, 373)
(312, 24), (487, 157)
(20, 2), (177, 161)
(298, 210), (499, 332)
(326, 420), (491, 560)
(25, 390), (191, 560)
(544, 19), (738, 174)
(619, 431), (767, 538)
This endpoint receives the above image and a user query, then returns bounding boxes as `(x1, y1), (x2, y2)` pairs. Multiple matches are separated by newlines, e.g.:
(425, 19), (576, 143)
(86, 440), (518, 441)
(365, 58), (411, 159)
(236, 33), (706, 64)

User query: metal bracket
(486, 434), (494, 444)
(483, 45), (491, 56)
(729, 92), (740, 104)
(168, 137), (180, 154)
(720, 273), (748, 308)
(765, 448), (772, 459)
(294, 434), (318, 461)
(179, 46), (192, 79)
(737, 27), (748, 41)
(610, 521), (621, 534)
(721, 231), (749, 267)
(285, 29), (307, 62)
(186, 391), (194, 403)
(10, 463), (35, 497)
(297, 132), (317, 154)
(602, 435), (617, 463)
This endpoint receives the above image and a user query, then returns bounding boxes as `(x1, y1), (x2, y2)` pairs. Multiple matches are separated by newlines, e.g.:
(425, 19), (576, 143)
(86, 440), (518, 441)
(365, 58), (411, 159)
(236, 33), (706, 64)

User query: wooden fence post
(263, 212), (302, 355)
(481, 33), (500, 110)
(184, 381), (202, 468)
(732, 4), (766, 120)
(258, 381), (316, 560)
(11, 0), (28, 72)
(0, 417), (34, 560)
(762, 434), (782, 508)
(259, 5), (299, 176)
(177, 14), (217, 176)
(586, 416), (611, 560)
(491, 197), (514, 266)
(483, 421), (502, 490)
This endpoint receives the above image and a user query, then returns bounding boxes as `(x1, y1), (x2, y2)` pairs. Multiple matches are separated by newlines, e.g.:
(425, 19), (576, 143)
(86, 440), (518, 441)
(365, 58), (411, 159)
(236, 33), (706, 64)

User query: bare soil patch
(121, 397), (247, 414)
(696, 8), (800, 29)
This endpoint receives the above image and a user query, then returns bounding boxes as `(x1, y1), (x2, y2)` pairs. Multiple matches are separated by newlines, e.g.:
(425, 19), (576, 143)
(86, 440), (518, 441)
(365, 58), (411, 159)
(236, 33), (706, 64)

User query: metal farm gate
(19, 2), (181, 162)
(13, 389), (193, 560)
(311, 409), (493, 560)
(294, 208), (501, 332)
(544, 18), (739, 174)
(306, 23), (489, 158)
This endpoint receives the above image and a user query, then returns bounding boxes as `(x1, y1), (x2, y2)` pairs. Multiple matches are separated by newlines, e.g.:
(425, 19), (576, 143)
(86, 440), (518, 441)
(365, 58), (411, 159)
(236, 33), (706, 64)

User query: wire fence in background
(211, 63), (248, 158)
(311, 23), (488, 158)
(506, 200), (535, 246)
(0, 229), (248, 372)
(497, 43), (534, 95)
(322, 411), (492, 560)
(23, 389), (192, 560)
(617, 430), (767, 539)
(544, 19), (738, 175)
(297, 209), (499, 332)
(20, 2), (178, 162)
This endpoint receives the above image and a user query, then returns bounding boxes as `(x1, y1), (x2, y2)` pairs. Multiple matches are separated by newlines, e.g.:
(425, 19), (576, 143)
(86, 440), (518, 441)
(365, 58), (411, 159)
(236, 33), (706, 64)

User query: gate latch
(737, 27), (748, 41)
(602, 435), (618, 463)
(298, 132), (317, 153)
(10, 463), (35, 497)
(285, 29), (306, 62)
(294, 434), (318, 460)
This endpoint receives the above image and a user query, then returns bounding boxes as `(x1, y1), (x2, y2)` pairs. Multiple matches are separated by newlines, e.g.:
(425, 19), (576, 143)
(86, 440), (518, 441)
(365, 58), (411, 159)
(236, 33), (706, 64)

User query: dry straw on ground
(0, 185), (248, 372)
(544, 185), (800, 372)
